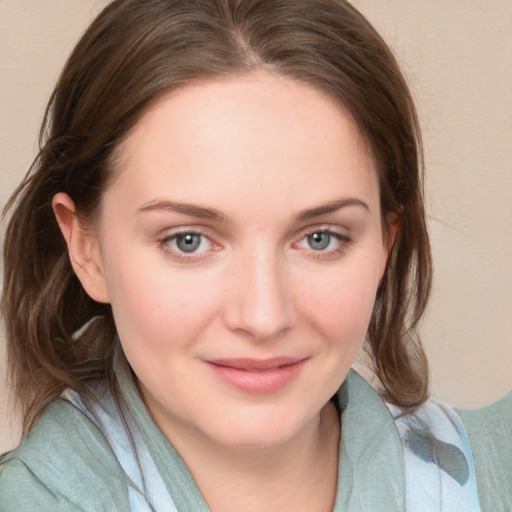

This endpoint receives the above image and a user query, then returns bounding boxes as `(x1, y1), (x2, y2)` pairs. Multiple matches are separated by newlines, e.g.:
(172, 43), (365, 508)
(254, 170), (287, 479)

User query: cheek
(299, 257), (381, 343)
(103, 253), (220, 358)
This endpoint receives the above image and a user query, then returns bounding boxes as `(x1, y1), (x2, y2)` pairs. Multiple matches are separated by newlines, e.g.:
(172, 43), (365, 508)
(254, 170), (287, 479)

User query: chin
(201, 404), (321, 451)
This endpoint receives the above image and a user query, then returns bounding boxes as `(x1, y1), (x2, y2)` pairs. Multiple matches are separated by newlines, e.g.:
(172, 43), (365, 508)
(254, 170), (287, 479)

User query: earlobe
(52, 192), (110, 303)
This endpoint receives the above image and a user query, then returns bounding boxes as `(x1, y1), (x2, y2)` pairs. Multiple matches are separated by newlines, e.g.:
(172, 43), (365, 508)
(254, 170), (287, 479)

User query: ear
(380, 211), (401, 277)
(385, 211), (400, 251)
(52, 192), (110, 303)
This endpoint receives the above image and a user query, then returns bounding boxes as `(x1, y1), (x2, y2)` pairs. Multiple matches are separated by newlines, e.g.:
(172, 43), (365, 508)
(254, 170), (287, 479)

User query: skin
(54, 71), (393, 511)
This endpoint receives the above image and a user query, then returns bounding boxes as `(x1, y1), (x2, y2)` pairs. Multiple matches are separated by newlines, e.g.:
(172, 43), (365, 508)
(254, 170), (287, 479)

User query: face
(92, 72), (389, 449)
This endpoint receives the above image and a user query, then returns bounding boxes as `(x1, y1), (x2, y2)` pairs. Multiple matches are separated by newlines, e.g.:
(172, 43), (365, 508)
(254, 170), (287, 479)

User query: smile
(205, 357), (308, 394)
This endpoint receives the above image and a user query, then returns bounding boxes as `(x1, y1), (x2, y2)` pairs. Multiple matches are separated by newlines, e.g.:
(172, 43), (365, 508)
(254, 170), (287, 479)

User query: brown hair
(2, 0), (431, 436)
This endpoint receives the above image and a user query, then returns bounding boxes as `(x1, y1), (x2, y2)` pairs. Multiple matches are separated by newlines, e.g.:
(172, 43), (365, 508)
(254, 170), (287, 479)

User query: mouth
(205, 357), (308, 394)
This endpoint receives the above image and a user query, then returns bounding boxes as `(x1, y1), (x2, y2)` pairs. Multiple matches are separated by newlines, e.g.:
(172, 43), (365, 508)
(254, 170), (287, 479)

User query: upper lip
(206, 357), (307, 371)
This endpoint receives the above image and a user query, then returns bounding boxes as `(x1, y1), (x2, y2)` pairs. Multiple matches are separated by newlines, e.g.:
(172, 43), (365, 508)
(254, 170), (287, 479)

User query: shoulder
(388, 398), (482, 511)
(389, 393), (512, 512)
(0, 398), (131, 512)
(455, 391), (512, 512)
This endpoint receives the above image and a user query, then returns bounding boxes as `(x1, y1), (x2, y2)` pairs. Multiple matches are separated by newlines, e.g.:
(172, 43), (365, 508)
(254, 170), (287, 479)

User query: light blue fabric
(388, 399), (481, 511)
(1, 363), (506, 511)
(56, 367), (480, 511)
(61, 385), (177, 512)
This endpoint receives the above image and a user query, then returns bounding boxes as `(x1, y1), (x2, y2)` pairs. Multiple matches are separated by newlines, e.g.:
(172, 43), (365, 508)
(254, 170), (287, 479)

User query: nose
(223, 251), (297, 340)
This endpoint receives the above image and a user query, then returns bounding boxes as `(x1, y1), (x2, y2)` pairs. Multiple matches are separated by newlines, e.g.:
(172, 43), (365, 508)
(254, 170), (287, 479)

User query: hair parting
(2, 0), (432, 437)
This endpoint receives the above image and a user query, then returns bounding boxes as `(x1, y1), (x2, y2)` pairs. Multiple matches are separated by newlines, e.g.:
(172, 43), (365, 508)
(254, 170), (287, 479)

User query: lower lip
(206, 360), (307, 394)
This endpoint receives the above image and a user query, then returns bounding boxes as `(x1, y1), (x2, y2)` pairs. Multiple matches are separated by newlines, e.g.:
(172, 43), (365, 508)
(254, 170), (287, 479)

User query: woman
(0, 1), (510, 510)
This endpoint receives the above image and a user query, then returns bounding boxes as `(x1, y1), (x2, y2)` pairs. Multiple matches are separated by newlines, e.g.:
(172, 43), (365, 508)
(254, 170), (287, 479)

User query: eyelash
(158, 230), (219, 263)
(295, 228), (352, 260)
(157, 226), (352, 263)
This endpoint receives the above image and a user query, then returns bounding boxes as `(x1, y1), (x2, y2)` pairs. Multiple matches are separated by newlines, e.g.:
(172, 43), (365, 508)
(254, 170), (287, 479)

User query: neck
(161, 401), (341, 512)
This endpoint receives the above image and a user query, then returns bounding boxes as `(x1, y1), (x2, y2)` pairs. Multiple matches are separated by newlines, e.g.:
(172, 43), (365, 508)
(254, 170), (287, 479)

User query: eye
(305, 232), (332, 251)
(163, 232), (213, 255)
(295, 228), (352, 259)
(298, 230), (345, 251)
(174, 233), (204, 253)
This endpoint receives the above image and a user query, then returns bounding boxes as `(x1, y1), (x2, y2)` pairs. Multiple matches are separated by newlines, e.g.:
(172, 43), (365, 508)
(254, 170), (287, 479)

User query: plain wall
(1, 0), (511, 454)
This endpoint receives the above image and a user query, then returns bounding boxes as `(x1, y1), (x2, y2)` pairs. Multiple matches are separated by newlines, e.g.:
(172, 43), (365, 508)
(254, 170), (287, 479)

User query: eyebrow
(296, 197), (370, 221)
(138, 196), (369, 223)
(138, 199), (229, 222)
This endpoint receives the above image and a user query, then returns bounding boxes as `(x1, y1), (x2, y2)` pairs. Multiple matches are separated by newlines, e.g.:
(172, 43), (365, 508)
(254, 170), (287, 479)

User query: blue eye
(169, 233), (209, 253)
(176, 233), (201, 252)
(296, 229), (350, 257)
(158, 230), (219, 262)
(306, 232), (331, 251)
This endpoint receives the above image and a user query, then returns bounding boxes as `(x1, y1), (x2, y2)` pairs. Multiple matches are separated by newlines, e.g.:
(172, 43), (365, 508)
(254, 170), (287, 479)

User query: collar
(334, 370), (404, 511)
(116, 359), (405, 511)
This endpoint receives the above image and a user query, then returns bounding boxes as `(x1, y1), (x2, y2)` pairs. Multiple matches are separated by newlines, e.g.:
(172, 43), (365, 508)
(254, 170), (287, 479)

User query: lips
(205, 357), (308, 393)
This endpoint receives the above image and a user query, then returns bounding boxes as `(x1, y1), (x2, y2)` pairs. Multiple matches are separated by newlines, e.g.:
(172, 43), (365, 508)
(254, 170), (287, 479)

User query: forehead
(108, 72), (379, 215)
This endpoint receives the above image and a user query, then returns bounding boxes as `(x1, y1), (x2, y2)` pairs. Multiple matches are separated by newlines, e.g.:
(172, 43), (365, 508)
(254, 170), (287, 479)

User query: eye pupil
(176, 234), (201, 252)
(307, 232), (330, 250)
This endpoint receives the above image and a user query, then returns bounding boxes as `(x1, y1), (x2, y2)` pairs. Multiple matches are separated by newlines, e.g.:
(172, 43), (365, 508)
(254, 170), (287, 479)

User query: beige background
(1, 1), (511, 453)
